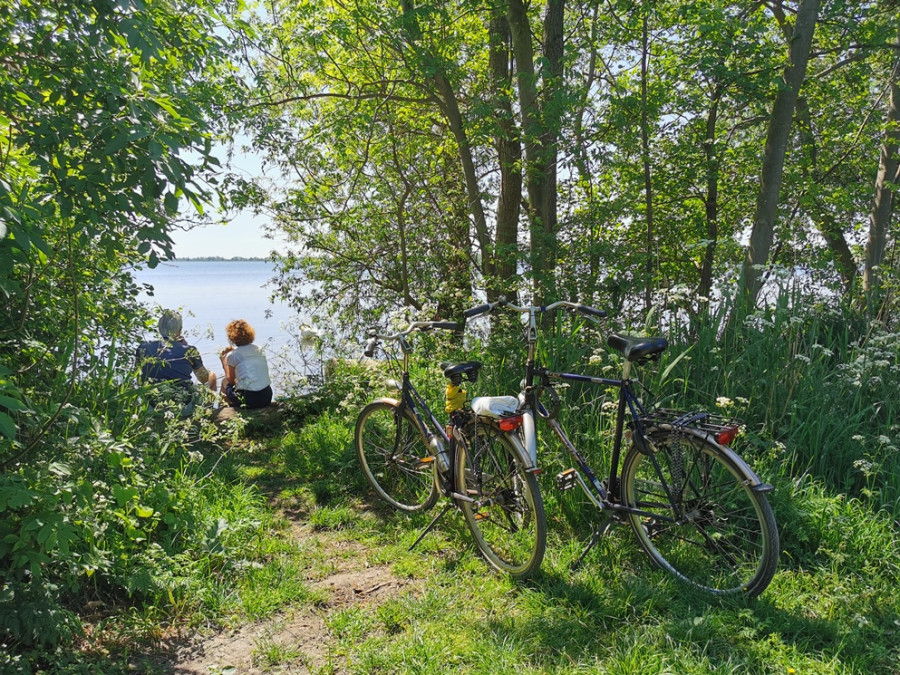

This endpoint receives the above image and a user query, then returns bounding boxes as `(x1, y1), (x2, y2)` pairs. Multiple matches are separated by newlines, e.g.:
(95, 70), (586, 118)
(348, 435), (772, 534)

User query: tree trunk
(792, 94), (857, 294)
(399, 0), (489, 305)
(540, 0), (564, 303)
(488, 10), (522, 302)
(741, 0), (820, 305)
(698, 86), (722, 308)
(507, 0), (564, 305)
(640, 9), (654, 312)
(864, 25), (900, 302)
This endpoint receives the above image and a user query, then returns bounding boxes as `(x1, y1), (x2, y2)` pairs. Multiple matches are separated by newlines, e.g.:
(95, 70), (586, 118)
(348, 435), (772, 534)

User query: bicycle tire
(355, 400), (439, 512)
(621, 430), (779, 597)
(456, 422), (546, 579)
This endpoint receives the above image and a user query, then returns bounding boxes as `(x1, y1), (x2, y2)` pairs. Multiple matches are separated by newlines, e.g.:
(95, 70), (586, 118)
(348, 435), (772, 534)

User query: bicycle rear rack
(638, 408), (743, 445)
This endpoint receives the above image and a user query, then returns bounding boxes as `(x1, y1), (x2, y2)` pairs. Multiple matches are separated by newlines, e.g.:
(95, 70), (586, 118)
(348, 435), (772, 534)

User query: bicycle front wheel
(621, 430), (779, 597)
(456, 423), (546, 579)
(355, 400), (439, 512)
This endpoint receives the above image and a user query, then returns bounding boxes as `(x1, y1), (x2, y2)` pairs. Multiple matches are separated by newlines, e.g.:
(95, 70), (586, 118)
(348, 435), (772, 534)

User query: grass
(158, 408), (898, 675)
(32, 401), (900, 674)
(22, 296), (900, 674)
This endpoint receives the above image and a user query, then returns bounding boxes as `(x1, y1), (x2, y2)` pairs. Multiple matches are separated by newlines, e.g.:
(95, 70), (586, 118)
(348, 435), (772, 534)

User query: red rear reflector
(498, 415), (523, 432)
(716, 426), (738, 445)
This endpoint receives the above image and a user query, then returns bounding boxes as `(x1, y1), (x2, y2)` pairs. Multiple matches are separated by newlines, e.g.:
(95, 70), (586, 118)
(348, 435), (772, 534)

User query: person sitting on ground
(219, 319), (272, 409)
(137, 309), (217, 397)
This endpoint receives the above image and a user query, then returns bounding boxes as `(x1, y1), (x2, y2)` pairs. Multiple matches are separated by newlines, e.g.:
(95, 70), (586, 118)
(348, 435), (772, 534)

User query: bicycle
(463, 298), (780, 597)
(354, 321), (546, 578)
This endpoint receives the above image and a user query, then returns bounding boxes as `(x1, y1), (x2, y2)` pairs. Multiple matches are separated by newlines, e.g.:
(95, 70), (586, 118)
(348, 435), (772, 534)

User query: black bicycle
(354, 321), (546, 578)
(464, 299), (779, 597)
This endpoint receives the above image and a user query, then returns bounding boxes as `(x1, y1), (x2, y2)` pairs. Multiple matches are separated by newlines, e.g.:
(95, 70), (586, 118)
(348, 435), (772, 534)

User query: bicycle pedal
(555, 468), (579, 491)
(474, 512), (487, 521)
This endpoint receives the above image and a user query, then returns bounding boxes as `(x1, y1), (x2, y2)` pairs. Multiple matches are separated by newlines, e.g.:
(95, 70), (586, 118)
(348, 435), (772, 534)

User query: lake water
(133, 260), (315, 393)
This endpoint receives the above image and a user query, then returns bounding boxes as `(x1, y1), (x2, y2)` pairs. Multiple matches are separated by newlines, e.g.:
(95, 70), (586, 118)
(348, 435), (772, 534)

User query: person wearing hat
(137, 309), (217, 393)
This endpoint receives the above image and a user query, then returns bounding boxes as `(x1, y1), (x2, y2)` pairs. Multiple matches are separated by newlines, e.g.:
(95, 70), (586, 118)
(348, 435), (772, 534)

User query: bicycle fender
(649, 424), (767, 488)
(503, 425), (538, 470)
(370, 397), (401, 407)
(521, 409), (538, 466)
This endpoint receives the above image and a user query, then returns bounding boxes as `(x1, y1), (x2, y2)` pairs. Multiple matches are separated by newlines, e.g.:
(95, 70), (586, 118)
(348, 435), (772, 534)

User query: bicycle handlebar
(362, 321), (460, 357)
(463, 297), (607, 320)
(463, 303), (493, 318)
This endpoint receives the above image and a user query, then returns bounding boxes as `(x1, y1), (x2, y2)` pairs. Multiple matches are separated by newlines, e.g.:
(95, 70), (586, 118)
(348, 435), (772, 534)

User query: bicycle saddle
(441, 361), (482, 383)
(606, 334), (668, 362)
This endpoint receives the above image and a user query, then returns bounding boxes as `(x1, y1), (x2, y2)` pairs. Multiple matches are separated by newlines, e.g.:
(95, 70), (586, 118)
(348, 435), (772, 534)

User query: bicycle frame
(486, 301), (698, 524)
(461, 299), (779, 593)
(505, 301), (769, 524)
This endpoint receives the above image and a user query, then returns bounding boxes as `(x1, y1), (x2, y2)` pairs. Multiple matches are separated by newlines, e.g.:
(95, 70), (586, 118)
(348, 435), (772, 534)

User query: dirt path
(158, 520), (417, 674)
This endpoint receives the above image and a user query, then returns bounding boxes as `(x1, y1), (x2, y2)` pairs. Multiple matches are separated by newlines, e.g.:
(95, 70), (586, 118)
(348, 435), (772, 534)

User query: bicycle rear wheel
(621, 430), (778, 597)
(355, 400), (439, 512)
(456, 422), (546, 579)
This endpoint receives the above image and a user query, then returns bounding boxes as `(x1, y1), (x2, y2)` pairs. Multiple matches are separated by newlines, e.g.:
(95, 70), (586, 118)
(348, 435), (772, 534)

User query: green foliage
(0, 0), (257, 663)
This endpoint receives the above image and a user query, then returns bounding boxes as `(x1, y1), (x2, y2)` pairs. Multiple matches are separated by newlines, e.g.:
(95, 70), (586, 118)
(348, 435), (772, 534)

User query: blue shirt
(137, 339), (204, 385)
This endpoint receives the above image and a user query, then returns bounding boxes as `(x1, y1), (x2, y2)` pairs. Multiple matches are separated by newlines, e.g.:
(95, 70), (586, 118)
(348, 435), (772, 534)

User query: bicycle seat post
(621, 356), (632, 382)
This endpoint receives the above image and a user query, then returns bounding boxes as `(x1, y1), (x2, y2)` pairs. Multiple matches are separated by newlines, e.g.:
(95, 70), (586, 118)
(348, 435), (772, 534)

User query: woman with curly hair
(219, 319), (272, 409)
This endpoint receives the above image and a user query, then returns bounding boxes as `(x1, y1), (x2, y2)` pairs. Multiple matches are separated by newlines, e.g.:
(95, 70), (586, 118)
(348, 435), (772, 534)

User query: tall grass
(662, 295), (900, 518)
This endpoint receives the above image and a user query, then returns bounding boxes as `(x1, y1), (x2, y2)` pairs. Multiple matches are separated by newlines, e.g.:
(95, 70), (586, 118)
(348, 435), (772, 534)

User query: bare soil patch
(158, 521), (416, 674)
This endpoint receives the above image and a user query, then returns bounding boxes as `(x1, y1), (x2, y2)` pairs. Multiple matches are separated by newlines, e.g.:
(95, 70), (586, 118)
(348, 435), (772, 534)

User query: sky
(170, 138), (289, 259)
(170, 209), (285, 260)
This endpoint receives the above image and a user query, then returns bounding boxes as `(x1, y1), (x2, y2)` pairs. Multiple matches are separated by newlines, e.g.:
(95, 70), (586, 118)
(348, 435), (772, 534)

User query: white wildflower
(851, 435), (865, 442)
(299, 326), (322, 348)
(794, 354), (811, 364)
(715, 397), (734, 408)
(878, 435), (892, 445)
(853, 459), (873, 474)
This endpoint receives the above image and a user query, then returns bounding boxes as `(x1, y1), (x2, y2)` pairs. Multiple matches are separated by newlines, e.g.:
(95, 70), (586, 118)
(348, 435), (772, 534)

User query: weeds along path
(169, 516), (419, 674)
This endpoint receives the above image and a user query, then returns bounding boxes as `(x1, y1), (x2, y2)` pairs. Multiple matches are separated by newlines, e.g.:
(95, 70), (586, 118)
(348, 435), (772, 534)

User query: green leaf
(164, 192), (179, 215)
(0, 395), (26, 412)
(135, 505), (154, 518)
(48, 462), (72, 477)
(103, 130), (132, 155)
(0, 483), (37, 511)
(112, 485), (139, 506)
(0, 412), (16, 439)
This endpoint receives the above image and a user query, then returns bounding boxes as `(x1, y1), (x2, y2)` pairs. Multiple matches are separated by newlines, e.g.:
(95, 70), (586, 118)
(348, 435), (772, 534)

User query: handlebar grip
(464, 303), (492, 318)
(431, 322), (460, 331)
(577, 305), (606, 318)
(363, 337), (377, 358)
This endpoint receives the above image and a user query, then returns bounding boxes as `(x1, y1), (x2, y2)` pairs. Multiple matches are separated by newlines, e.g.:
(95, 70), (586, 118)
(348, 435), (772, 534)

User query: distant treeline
(178, 256), (267, 262)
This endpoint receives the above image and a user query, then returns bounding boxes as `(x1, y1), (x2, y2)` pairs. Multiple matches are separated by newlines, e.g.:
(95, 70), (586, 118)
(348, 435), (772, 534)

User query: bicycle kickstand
(571, 516), (617, 571)
(408, 502), (454, 551)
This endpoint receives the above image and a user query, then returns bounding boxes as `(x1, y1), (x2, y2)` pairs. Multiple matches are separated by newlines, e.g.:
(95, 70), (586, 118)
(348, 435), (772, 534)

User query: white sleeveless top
(226, 344), (270, 391)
